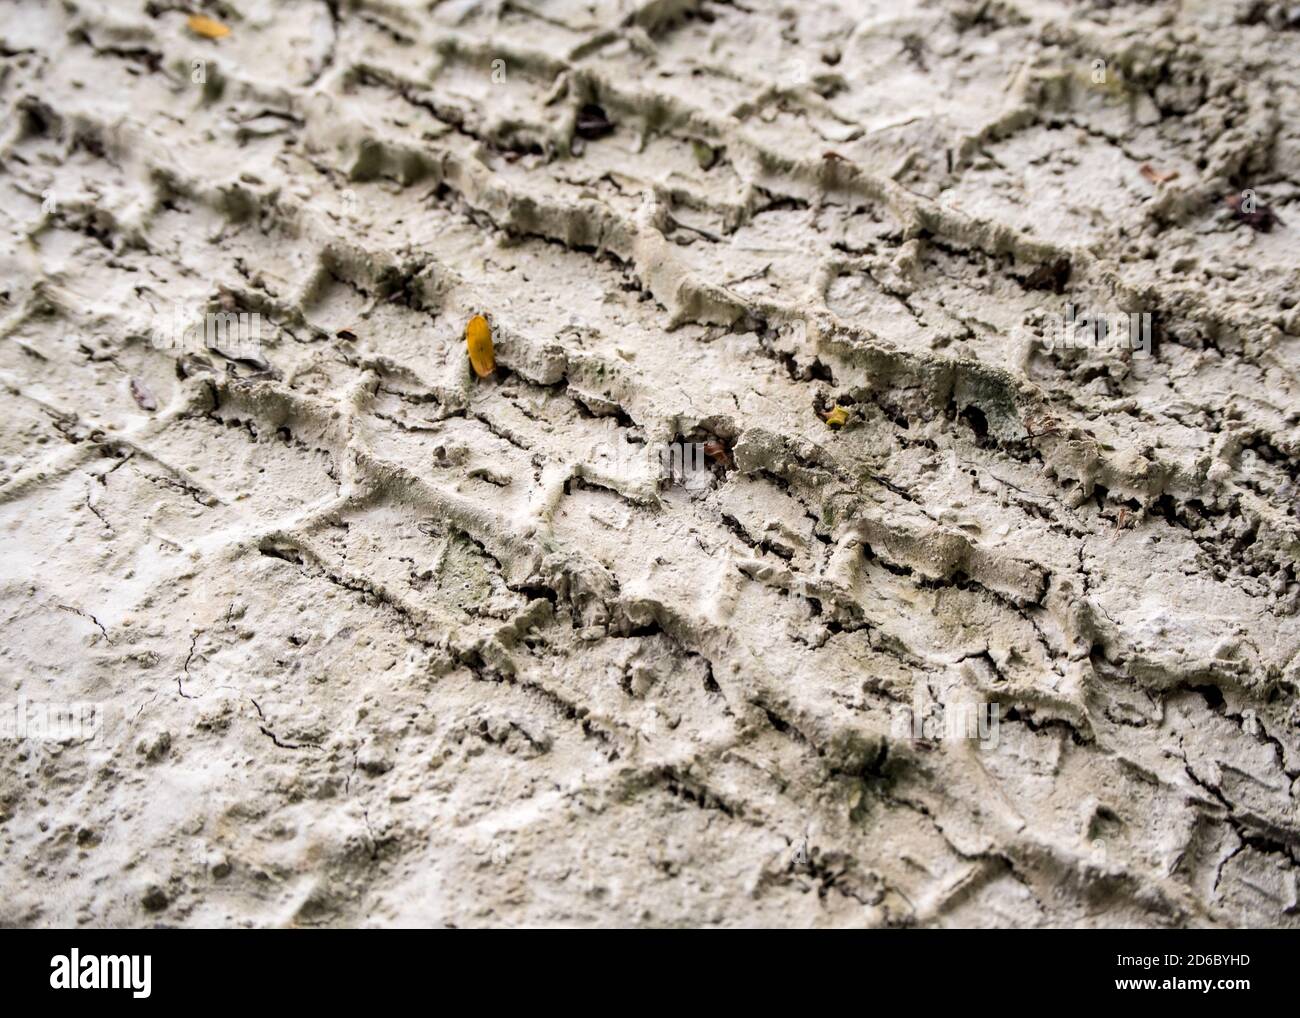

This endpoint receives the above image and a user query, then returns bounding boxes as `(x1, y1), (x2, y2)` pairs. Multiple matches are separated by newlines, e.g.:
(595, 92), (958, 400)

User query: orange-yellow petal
(466, 314), (495, 378)
(187, 14), (231, 39)
(824, 406), (850, 429)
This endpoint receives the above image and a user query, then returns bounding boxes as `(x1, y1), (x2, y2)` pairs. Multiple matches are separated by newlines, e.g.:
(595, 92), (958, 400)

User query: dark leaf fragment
(575, 104), (614, 140)
(1019, 258), (1072, 294)
(129, 377), (157, 411)
(1225, 193), (1282, 233)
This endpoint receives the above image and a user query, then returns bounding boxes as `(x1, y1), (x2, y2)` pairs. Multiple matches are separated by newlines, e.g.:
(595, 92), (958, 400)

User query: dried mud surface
(1, 0), (1299, 928)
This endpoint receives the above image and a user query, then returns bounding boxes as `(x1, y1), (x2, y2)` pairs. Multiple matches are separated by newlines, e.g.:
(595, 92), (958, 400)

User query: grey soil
(0, 0), (1298, 927)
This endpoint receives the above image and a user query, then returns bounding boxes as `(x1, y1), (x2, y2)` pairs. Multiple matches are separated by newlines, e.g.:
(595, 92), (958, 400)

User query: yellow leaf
(824, 406), (850, 429)
(187, 14), (230, 39)
(465, 314), (495, 378)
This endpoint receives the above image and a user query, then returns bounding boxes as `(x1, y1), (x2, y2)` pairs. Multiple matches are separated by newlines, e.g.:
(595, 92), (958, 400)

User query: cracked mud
(1, 0), (1298, 927)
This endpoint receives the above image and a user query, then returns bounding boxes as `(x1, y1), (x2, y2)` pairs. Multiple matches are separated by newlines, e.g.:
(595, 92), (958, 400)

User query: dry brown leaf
(1139, 163), (1179, 185)
(187, 14), (231, 40)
